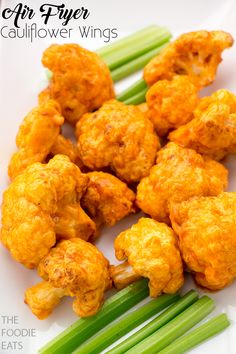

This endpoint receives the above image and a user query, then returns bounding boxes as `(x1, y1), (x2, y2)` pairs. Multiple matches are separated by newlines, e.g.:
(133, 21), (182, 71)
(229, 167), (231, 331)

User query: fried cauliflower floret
(170, 193), (236, 290)
(50, 134), (83, 170)
(110, 218), (184, 297)
(42, 44), (115, 125)
(81, 172), (136, 238)
(136, 143), (228, 224)
(144, 31), (233, 88)
(8, 100), (64, 180)
(146, 75), (199, 136)
(1, 155), (95, 269)
(76, 100), (160, 183)
(25, 238), (111, 318)
(169, 89), (236, 160)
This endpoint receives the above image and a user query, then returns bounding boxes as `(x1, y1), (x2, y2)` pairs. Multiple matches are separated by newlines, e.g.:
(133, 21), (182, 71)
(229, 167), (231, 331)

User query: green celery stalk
(126, 296), (215, 354)
(72, 294), (180, 354)
(111, 43), (167, 82)
(39, 279), (149, 354)
(117, 78), (147, 102)
(103, 28), (171, 70)
(158, 313), (230, 354)
(123, 88), (147, 105)
(107, 290), (199, 354)
(96, 25), (160, 57)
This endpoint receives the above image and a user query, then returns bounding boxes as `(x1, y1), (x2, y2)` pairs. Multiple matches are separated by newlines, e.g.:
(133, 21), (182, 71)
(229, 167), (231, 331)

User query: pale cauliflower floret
(170, 193), (236, 290)
(110, 218), (184, 297)
(76, 99), (160, 183)
(1, 155), (95, 268)
(146, 75), (199, 136)
(136, 143), (228, 224)
(169, 89), (236, 160)
(25, 238), (111, 318)
(42, 44), (115, 125)
(144, 30), (233, 88)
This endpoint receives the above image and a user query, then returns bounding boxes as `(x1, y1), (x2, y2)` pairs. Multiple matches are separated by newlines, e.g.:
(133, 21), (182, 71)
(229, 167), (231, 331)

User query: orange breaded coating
(81, 172), (137, 237)
(111, 218), (184, 297)
(144, 31), (233, 88)
(50, 134), (83, 170)
(76, 100), (160, 183)
(1, 155), (95, 269)
(42, 44), (115, 125)
(8, 100), (83, 180)
(136, 143), (228, 224)
(169, 89), (236, 160)
(146, 75), (199, 136)
(8, 100), (64, 180)
(170, 193), (236, 290)
(25, 238), (111, 319)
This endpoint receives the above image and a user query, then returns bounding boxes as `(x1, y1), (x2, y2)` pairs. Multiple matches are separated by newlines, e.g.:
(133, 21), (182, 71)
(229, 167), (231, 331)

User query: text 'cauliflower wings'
(76, 99), (160, 183)
(170, 193), (236, 290)
(136, 143), (228, 224)
(110, 218), (184, 297)
(144, 31), (233, 88)
(1, 155), (95, 269)
(25, 238), (111, 319)
(81, 172), (137, 239)
(146, 75), (199, 136)
(169, 89), (236, 160)
(42, 44), (115, 125)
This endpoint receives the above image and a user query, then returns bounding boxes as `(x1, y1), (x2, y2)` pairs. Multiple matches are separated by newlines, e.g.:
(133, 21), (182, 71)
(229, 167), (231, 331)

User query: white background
(0, 0), (236, 353)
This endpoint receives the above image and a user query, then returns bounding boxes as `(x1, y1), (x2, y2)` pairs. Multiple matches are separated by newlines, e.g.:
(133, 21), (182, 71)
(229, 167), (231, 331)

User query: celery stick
(96, 25), (159, 57)
(72, 294), (180, 354)
(107, 290), (198, 354)
(117, 79), (147, 102)
(126, 296), (215, 354)
(111, 43), (167, 82)
(158, 313), (230, 354)
(39, 279), (149, 354)
(103, 28), (171, 70)
(123, 88), (147, 105)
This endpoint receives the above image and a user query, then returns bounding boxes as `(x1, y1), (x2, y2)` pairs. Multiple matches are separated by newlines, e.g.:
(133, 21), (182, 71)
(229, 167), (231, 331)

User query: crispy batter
(8, 100), (64, 180)
(112, 218), (184, 297)
(76, 100), (160, 183)
(170, 193), (236, 290)
(42, 44), (115, 125)
(146, 75), (199, 136)
(1, 155), (95, 268)
(50, 134), (83, 169)
(136, 143), (228, 224)
(144, 31), (233, 88)
(81, 172), (137, 238)
(25, 238), (111, 318)
(169, 89), (236, 160)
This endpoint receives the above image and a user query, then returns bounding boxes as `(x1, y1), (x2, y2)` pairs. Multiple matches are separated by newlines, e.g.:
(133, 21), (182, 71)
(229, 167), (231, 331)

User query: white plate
(0, 0), (236, 353)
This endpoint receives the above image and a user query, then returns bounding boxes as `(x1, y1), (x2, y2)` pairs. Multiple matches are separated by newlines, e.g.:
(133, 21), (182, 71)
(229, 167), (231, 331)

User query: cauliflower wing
(146, 75), (199, 136)
(76, 100), (160, 183)
(144, 31), (233, 88)
(25, 238), (111, 318)
(81, 172), (137, 238)
(8, 100), (84, 180)
(170, 193), (236, 290)
(1, 155), (95, 268)
(110, 218), (184, 297)
(136, 143), (228, 224)
(8, 100), (64, 180)
(42, 44), (115, 125)
(169, 89), (236, 160)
